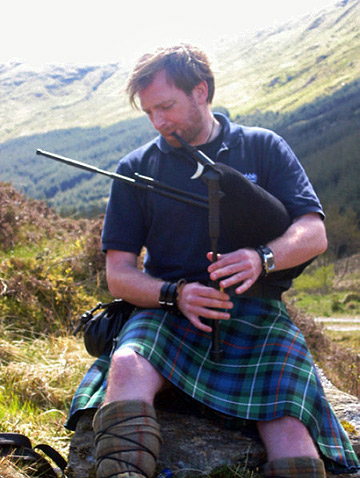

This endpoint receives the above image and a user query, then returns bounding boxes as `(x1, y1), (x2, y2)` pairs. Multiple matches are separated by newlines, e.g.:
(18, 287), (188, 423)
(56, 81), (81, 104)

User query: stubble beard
(167, 99), (205, 147)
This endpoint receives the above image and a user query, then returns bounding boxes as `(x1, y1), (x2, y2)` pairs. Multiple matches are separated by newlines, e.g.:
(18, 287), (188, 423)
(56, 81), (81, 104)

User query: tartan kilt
(66, 297), (360, 474)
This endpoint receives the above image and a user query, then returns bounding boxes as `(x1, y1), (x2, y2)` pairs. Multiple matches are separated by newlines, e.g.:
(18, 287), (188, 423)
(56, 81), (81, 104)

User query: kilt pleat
(66, 297), (360, 474)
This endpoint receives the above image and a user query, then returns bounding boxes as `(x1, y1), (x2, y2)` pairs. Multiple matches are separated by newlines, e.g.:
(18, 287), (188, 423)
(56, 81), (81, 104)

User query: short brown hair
(126, 44), (215, 108)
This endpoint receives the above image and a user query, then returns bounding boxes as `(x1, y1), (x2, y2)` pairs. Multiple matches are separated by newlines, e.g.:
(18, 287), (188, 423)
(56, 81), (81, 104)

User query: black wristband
(166, 282), (178, 307)
(159, 280), (186, 315)
(159, 282), (172, 307)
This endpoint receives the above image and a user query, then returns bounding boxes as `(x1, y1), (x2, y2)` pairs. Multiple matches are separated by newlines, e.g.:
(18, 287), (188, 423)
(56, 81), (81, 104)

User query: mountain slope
(0, 0), (359, 144)
(0, 0), (359, 224)
(1, 77), (359, 220)
(0, 116), (156, 216)
(0, 62), (135, 143)
(214, 0), (360, 116)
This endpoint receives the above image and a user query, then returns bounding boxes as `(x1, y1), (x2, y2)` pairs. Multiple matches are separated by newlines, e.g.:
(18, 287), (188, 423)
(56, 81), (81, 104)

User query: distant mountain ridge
(0, 62), (133, 143)
(0, 0), (359, 144)
(0, 0), (359, 229)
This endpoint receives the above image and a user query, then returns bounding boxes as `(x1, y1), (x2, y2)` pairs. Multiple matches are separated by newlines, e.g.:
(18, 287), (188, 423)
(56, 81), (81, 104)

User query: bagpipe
(36, 133), (311, 361)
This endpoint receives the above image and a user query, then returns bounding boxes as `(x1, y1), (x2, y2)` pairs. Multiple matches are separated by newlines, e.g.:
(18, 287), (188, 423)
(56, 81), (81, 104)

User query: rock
(154, 392), (266, 474)
(316, 367), (360, 463)
(66, 410), (97, 478)
(65, 390), (266, 478)
(66, 380), (360, 478)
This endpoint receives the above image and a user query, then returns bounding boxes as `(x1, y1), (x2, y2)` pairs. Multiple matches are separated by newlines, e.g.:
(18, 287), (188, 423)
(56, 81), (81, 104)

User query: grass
(0, 331), (93, 459)
(288, 291), (360, 317)
(0, 457), (33, 478)
(207, 464), (262, 478)
(286, 262), (360, 317)
(1, 185), (359, 477)
(320, 328), (360, 354)
(0, 186), (106, 476)
(0, 328), (263, 478)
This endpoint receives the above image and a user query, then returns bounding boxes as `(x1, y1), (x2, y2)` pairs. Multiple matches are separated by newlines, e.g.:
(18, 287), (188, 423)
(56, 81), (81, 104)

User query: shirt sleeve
(101, 156), (147, 254)
(260, 135), (325, 221)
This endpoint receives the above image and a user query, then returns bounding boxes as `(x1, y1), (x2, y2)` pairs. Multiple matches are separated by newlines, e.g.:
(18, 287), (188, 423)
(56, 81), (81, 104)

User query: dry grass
(1, 335), (92, 409)
(0, 332), (93, 460)
(0, 456), (29, 478)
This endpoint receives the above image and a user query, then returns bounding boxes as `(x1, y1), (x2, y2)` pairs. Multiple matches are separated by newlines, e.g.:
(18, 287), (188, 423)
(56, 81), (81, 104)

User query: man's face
(139, 69), (206, 147)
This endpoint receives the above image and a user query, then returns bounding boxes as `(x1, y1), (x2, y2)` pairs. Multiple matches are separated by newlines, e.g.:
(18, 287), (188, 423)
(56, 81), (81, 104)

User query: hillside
(0, 62), (135, 144)
(0, 182), (107, 333)
(214, 0), (360, 116)
(1, 181), (360, 398)
(0, 0), (358, 143)
(0, 116), (156, 216)
(1, 81), (359, 221)
(0, 0), (359, 236)
(2, 183), (360, 478)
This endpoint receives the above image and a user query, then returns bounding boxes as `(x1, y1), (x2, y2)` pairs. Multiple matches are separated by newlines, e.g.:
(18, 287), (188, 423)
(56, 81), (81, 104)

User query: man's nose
(151, 111), (166, 130)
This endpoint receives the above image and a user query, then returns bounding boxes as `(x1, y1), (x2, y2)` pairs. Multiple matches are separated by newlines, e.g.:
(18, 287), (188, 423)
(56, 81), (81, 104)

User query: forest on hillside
(0, 79), (359, 259)
(239, 78), (360, 259)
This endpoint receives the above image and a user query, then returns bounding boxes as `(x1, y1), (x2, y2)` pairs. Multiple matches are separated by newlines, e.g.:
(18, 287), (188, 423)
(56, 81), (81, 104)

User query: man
(66, 45), (359, 478)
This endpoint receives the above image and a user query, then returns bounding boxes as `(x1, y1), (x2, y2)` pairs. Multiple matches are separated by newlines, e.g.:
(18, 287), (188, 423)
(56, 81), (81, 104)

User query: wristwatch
(255, 245), (275, 276)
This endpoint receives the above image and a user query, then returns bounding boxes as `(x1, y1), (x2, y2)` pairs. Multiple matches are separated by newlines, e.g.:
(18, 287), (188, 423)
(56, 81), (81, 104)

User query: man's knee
(109, 347), (141, 382)
(110, 347), (163, 380)
(105, 347), (165, 403)
(258, 415), (314, 440)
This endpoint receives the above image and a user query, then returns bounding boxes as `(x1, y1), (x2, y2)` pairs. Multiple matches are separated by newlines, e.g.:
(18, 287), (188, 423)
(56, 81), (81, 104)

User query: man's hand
(207, 249), (263, 295)
(206, 213), (328, 297)
(177, 282), (233, 333)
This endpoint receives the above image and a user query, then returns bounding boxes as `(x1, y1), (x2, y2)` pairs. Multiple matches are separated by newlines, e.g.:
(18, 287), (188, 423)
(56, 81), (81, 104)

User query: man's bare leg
(93, 347), (165, 478)
(257, 416), (326, 477)
(104, 346), (166, 404)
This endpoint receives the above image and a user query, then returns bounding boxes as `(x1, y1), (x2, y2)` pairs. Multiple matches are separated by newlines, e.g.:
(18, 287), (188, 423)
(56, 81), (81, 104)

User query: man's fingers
(234, 279), (254, 295)
(189, 316), (213, 333)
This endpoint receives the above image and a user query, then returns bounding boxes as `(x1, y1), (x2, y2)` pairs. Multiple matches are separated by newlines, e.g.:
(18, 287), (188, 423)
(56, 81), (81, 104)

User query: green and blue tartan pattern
(66, 297), (360, 474)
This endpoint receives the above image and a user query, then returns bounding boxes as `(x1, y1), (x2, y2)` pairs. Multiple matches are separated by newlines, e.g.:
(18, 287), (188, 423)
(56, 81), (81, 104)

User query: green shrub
(293, 264), (334, 292)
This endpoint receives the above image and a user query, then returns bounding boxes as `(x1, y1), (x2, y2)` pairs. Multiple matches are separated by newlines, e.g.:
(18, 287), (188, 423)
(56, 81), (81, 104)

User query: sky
(2, 0), (338, 67)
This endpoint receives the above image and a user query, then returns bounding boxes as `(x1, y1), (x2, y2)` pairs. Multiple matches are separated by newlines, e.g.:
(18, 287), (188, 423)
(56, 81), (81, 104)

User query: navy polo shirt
(102, 114), (324, 286)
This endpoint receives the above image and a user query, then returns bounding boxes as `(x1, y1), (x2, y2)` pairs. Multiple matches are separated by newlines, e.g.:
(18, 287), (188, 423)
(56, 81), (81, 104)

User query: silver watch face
(263, 250), (275, 273)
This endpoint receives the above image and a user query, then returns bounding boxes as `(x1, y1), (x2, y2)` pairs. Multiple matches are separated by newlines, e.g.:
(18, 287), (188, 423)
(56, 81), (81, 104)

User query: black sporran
(74, 299), (135, 357)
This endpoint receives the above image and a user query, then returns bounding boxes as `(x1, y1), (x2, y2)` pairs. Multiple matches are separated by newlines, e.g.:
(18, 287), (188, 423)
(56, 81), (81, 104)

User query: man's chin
(163, 133), (182, 148)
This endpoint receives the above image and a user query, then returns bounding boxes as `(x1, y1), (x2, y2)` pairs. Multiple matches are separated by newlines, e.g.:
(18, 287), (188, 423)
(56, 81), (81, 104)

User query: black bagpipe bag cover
(211, 163), (313, 282)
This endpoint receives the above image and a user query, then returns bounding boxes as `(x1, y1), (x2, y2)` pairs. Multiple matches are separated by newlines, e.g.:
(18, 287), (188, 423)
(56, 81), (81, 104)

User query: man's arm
(268, 212), (327, 271)
(106, 250), (162, 308)
(106, 249), (233, 332)
(207, 212), (328, 294)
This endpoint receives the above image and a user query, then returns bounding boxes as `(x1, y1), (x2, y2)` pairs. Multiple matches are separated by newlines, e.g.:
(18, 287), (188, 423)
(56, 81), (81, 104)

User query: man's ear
(192, 80), (209, 105)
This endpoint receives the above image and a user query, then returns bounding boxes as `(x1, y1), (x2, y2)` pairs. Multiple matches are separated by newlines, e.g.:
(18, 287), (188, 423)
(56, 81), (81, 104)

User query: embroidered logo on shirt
(244, 173), (258, 183)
